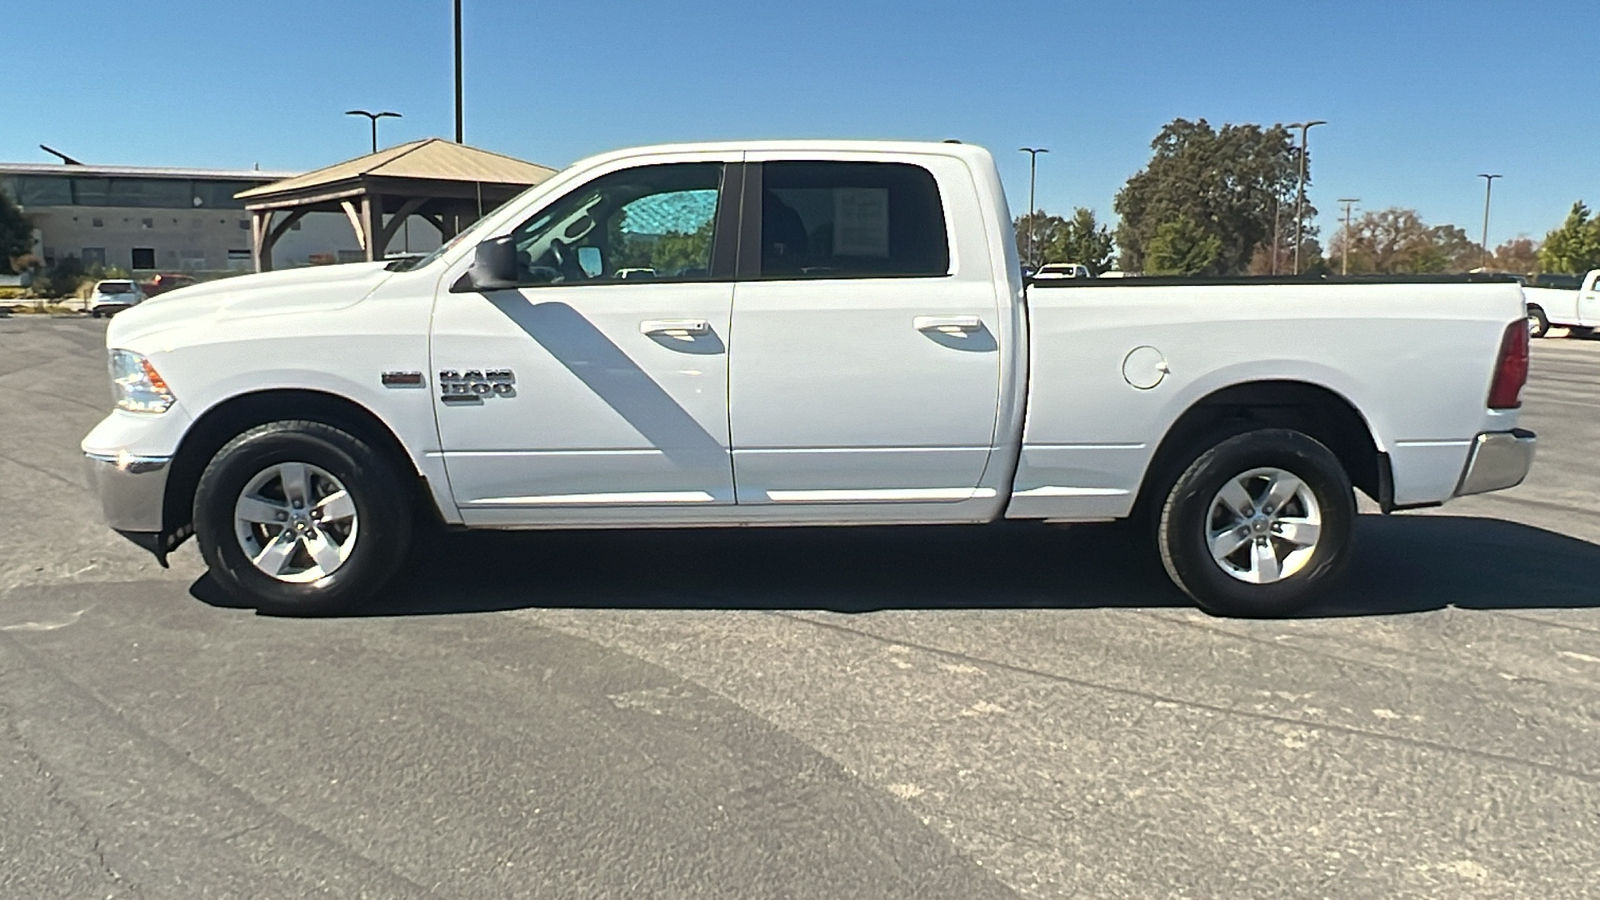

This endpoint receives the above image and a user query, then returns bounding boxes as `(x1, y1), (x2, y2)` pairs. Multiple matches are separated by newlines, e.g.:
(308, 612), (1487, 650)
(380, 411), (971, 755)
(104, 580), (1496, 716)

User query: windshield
(97, 281), (134, 294)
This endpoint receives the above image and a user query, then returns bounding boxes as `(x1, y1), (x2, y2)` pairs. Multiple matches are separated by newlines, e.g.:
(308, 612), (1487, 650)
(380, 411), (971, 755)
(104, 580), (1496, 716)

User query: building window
(141, 218), (154, 229)
(91, 218), (104, 228)
(74, 178), (111, 206)
(81, 248), (106, 266)
(14, 176), (72, 206)
(131, 248), (156, 269)
(239, 220), (250, 230)
(192, 180), (254, 210)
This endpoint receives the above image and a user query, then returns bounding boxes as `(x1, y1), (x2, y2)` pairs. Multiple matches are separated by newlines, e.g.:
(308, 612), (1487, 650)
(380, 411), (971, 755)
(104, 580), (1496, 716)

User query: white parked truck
(83, 140), (1537, 617)
(1522, 269), (1599, 337)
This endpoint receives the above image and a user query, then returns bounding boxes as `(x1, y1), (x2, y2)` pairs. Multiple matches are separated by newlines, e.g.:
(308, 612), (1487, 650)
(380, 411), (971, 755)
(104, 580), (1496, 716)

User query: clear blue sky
(4, 0), (1594, 246)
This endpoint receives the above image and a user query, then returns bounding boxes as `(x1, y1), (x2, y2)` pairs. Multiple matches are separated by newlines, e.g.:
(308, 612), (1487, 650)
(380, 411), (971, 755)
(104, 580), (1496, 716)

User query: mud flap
(113, 524), (195, 568)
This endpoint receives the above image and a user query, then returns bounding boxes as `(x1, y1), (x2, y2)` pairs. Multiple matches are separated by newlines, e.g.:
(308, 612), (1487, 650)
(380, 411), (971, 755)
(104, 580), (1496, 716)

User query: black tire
(1156, 428), (1354, 618)
(194, 420), (413, 616)
(1527, 305), (1549, 338)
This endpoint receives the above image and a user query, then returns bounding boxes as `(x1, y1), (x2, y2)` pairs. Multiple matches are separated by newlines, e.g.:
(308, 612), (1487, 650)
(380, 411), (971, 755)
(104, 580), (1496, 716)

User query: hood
(107, 262), (395, 349)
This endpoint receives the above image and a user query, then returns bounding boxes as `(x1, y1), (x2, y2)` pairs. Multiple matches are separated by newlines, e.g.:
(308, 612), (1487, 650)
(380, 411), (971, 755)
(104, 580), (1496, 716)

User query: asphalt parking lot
(2, 315), (1598, 899)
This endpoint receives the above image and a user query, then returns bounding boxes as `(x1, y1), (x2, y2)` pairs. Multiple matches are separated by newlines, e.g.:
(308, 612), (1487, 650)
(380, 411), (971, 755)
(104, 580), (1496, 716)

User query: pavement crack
(0, 451), (86, 492)
(775, 611), (1600, 786)
(0, 698), (142, 898)
(0, 630), (440, 898)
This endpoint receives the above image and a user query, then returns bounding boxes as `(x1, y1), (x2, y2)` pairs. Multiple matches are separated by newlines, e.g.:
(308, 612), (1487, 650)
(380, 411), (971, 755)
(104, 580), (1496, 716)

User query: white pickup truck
(1522, 269), (1599, 338)
(83, 140), (1536, 618)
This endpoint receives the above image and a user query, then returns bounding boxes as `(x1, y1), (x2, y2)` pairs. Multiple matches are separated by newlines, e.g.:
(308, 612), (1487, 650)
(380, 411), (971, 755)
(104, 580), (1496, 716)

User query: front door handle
(640, 318), (711, 337)
(914, 315), (983, 334)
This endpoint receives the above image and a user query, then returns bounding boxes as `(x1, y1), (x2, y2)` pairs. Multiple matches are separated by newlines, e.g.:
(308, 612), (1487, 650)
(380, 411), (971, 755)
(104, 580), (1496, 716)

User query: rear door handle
(640, 318), (711, 336)
(914, 315), (983, 334)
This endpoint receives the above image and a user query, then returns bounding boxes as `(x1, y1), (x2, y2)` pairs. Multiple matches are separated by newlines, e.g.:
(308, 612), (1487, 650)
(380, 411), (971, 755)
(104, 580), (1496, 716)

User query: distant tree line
(1014, 117), (1600, 277)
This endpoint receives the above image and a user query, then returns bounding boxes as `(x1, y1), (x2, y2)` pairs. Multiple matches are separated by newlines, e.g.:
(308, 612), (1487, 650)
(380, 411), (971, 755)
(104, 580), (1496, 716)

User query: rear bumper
(1454, 429), (1536, 497)
(84, 451), (170, 532)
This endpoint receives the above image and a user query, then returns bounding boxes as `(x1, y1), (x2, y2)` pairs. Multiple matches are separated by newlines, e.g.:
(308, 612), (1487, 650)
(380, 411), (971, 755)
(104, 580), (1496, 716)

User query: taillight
(1487, 319), (1530, 409)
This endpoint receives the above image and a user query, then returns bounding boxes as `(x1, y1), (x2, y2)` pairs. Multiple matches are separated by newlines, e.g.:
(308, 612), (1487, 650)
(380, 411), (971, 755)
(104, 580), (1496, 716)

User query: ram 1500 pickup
(83, 140), (1537, 617)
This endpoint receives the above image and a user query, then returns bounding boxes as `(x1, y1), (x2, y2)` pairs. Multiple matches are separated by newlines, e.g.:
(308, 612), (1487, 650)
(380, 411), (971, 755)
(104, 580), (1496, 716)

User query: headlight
(109, 350), (176, 414)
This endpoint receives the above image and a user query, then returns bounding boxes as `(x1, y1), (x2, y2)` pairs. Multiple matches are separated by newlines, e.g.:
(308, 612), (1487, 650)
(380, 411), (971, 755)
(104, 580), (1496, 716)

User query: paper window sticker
(833, 188), (890, 257)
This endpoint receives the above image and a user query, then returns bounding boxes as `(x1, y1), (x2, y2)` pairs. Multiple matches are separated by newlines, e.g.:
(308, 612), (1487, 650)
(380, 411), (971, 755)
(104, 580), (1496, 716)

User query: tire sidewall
(1528, 306), (1549, 338)
(194, 422), (410, 615)
(1161, 429), (1355, 617)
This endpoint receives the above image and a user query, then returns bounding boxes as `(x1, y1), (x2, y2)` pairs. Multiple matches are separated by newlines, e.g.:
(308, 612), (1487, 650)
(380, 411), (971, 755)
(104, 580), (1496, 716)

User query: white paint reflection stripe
(466, 491), (717, 506)
(765, 488), (997, 502)
(1011, 486), (1130, 498)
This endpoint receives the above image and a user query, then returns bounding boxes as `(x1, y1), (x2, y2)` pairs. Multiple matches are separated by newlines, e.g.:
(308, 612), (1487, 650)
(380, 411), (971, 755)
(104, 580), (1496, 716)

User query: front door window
(508, 163), (724, 285)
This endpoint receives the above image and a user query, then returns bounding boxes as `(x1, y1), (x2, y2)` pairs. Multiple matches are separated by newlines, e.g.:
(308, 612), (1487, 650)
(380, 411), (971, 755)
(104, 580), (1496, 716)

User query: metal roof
(0, 161), (299, 181)
(234, 139), (557, 202)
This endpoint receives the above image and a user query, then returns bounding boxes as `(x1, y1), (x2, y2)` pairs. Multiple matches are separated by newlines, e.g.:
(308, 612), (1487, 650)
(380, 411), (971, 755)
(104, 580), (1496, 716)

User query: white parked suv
(86, 279), (145, 317)
(82, 141), (1536, 617)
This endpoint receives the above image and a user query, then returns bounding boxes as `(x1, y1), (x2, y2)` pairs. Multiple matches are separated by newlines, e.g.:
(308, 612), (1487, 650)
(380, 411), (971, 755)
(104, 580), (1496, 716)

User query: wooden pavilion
(235, 139), (557, 271)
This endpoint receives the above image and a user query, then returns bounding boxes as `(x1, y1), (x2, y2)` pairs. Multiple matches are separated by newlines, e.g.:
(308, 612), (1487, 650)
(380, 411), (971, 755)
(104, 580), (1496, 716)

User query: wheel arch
(1135, 379), (1388, 517)
(162, 389), (431, 539)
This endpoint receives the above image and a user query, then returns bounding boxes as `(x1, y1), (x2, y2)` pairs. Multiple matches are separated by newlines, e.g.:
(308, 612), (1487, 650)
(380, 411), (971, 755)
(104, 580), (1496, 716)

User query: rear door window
(754, 161), (949, 279)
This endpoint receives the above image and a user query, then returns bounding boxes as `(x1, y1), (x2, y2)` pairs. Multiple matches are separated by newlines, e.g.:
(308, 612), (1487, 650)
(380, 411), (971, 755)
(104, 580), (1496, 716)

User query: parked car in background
(143, 273), (197, 297)
(1522, 269), (1599, 337)
(85, 280), (145, 317)
(1033, 262), (1093, 279)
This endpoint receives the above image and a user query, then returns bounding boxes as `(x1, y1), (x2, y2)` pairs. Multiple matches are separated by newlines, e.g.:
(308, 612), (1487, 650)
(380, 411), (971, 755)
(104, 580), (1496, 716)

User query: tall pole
(1478, 173), (1501, 270)
(1293, 120), (1326, 275)
(1272, 123), (1301, 277)
(1337, 198), (1359, 276)
(345, 110), (401, 153)
(454, 0), (464, 143)
(1018, 147), (1048, 270)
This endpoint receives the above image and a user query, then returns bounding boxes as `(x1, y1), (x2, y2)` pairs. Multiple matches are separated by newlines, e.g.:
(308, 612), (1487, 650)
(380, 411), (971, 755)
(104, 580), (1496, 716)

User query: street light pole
(1018, 147), (1048, 271)
(345, 109), (402, 153)
(454, 0), (464, 143)
(1293, 120), (1326, 275)
(1337, 198), (1359, 276)
(1478, 173), (1502, 270)
(1272, 123), (1302, 276)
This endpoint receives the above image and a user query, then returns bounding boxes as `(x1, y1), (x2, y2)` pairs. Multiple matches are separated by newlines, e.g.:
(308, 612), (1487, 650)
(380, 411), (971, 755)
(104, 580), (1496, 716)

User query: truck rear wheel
(1156, 429), (1354, 617)
(193, 421), (412, 616)
(1527, 305), (1549, 338)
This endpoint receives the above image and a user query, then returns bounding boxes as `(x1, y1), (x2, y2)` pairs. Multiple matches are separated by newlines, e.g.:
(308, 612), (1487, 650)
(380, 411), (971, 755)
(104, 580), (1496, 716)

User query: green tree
(1014, 208), (1116, 273)
(0, 189), (32, 274)
(1144, 215), (1224, 275)
(1114, 118), (1309, 275)
(1538, 202), (1600, 274)
(1328, 208), (1483, 274)
(1487, 237), (1540, 274)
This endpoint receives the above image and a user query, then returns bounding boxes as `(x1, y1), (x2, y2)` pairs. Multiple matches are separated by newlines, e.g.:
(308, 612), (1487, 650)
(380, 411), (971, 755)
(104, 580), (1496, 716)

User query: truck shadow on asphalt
(191, 513), (1600, 618)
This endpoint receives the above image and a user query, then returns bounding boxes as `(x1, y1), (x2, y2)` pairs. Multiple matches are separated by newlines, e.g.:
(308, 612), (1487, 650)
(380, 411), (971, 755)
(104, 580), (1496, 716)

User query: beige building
(0, 162), (395, 274)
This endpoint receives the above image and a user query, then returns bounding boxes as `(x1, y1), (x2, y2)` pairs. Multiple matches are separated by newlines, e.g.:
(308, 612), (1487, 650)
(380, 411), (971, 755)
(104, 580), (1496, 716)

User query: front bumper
(1454, 429), (1537, 497)
(84, 451), (171, 532)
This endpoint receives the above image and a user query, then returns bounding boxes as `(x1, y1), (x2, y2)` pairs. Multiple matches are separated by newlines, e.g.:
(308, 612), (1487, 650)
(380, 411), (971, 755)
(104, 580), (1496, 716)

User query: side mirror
(450, 236), (519, 292)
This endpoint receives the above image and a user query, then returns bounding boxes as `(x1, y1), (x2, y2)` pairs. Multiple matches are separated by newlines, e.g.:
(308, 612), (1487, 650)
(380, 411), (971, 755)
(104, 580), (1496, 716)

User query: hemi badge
(381, 371), (425, 388)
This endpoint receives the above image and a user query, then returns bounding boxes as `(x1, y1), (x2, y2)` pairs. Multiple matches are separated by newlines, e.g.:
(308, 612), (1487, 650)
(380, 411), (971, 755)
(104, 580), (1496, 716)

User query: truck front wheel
(1156, 429), (1354, 617)
(193, 421), (413, 616)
